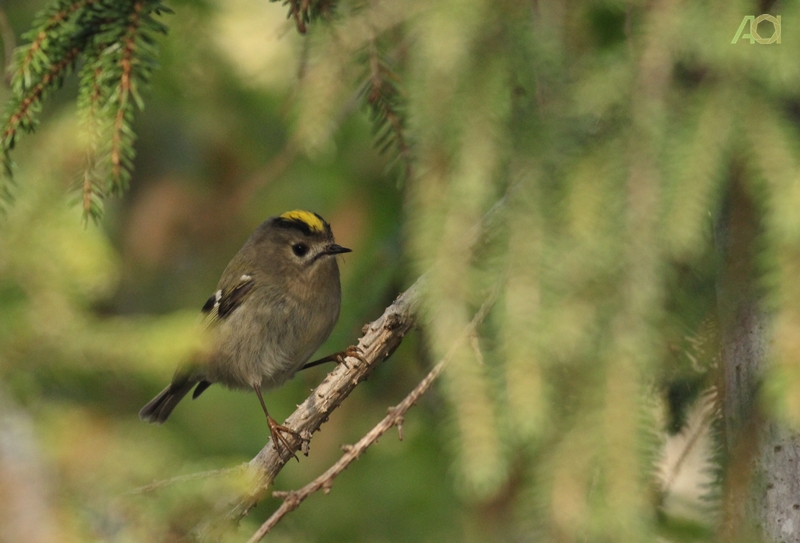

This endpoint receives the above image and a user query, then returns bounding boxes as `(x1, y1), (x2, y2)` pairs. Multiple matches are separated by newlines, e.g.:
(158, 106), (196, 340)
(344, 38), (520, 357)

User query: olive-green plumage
(139, 211), (350, 449)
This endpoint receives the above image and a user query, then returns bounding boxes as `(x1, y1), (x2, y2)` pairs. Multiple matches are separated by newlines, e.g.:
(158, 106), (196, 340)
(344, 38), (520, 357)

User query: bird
(139, 210), (351, 454)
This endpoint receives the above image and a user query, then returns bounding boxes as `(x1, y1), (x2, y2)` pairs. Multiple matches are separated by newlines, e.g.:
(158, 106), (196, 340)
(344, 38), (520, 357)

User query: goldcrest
(139, 210), (351, 452)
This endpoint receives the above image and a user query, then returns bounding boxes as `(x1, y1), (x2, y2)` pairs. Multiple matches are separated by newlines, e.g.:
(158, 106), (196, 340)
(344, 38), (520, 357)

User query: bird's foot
(333, 345), (365, 368)
(268, 416), (304, 461)
(302, 345), (364, 370)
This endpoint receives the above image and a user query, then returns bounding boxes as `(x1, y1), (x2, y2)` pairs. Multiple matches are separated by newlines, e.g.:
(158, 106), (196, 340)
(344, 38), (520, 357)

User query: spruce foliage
(0, 0), (172, 221)
(3, 0), (800, 541)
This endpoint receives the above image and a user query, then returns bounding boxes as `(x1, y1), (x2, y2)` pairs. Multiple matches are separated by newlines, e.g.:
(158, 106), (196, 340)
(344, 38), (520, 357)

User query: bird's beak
(325, 243), (352, 255)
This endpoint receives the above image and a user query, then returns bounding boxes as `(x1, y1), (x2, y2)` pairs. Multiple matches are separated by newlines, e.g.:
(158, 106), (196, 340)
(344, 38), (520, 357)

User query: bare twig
(195, 279), (424, 541)
(193, 197), (509, 542)
(129, 466), (245, 495)
(246, 293), (497, 542)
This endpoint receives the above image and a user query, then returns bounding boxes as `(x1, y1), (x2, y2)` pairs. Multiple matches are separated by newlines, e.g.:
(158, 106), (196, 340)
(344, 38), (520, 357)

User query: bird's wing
(201, 273), (255, 324)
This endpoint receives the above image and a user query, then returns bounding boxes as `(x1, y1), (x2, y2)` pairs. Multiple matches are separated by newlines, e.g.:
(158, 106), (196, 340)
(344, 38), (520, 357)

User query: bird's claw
(268, 416), (304, 461)
(337, 345), (365, 368)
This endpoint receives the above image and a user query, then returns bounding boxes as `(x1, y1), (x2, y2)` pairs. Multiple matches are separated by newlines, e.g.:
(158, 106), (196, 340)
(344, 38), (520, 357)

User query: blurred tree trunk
(717, 166), (800, 542)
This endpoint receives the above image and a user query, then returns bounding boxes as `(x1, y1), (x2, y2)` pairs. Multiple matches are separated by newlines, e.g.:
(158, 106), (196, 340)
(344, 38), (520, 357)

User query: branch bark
(195, 276), (425, 541)
(194, 195), (509, 541)
(245, 291), (496, 542)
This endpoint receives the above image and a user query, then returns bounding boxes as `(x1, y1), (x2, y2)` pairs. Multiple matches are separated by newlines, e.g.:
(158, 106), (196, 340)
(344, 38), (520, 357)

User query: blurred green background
(0, 1), (438, 542)
(1, 1), (800, 543)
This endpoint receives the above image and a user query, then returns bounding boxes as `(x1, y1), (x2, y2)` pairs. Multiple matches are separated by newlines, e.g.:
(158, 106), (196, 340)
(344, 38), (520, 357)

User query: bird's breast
(207, 280), (340, 390)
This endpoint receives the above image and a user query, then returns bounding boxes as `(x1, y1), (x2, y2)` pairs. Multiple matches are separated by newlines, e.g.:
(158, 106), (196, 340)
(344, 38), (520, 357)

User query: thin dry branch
(246, 292), (497, 542)
(195, 278), (424, 541)
(130, 466), (245, 496)
(194, 196), (509, 541)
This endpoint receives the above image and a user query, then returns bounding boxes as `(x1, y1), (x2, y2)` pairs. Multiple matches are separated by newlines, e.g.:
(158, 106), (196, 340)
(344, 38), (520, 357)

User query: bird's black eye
(292, 242), (309, 257)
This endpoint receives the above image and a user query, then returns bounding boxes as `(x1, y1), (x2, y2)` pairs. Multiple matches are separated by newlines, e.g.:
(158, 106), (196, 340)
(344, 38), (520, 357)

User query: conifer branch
(0, 44), (81, 190)
(363, 34), (411, 180)
(16, 0), (94, 83)
(109, 1), (144, 194)
(1, 0), (170, 216)
(2, 46), (80, 146)
(79, 65), (105, 221)
(82, 167), (96, 221)
(274, 0), (336, 35)
(659, 388), (717, 503)
(288, 0), (308, 34)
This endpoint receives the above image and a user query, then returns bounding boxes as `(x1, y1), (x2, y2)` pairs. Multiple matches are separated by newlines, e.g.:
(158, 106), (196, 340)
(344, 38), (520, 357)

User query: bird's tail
(139, 380), (197, 423)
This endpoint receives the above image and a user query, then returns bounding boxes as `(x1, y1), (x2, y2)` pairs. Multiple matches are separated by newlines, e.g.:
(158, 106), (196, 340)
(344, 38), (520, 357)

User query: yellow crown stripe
(279, 210), (325, 232)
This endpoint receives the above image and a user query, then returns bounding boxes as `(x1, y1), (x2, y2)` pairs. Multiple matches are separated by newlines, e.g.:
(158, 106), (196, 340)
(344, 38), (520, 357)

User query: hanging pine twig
(272, 0), (337, 34)
(361, 33), (411, 181)
(77, 62), (105, 222)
